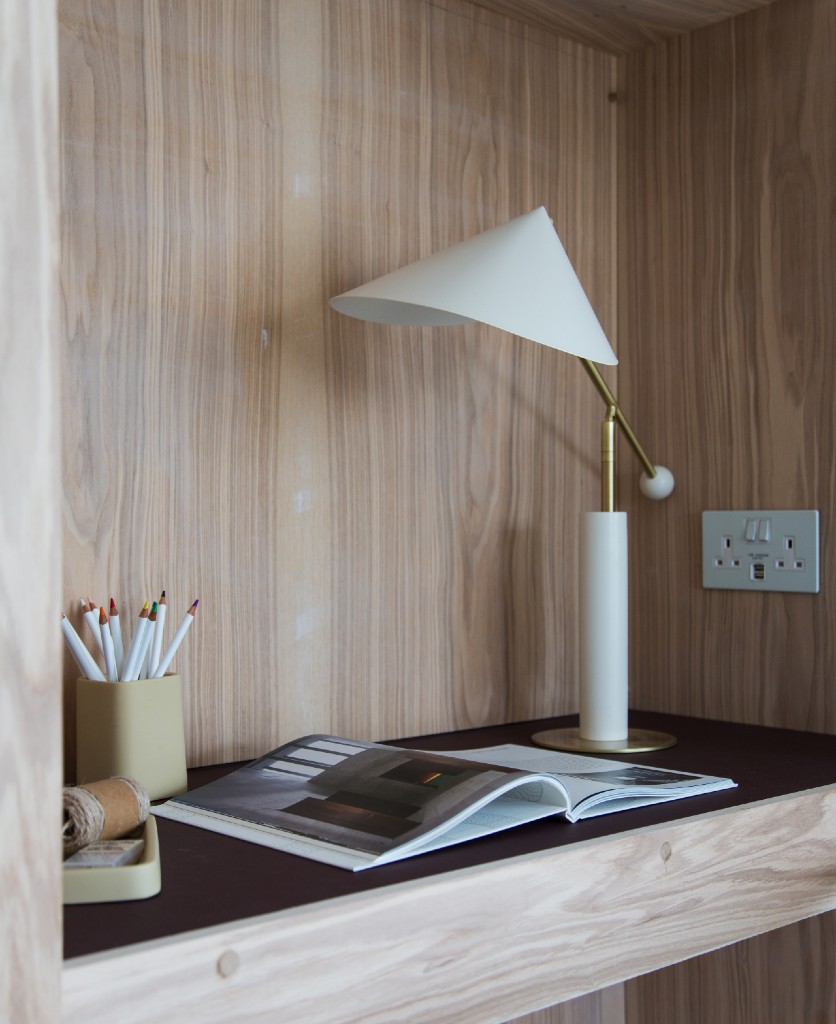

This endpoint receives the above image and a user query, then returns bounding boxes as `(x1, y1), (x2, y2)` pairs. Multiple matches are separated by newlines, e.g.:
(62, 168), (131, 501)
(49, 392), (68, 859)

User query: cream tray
(63, 816), (161, 904)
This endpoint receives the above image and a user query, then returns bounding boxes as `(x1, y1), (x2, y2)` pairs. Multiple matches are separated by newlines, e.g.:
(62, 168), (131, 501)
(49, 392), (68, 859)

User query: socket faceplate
(702, 510), (820, 593)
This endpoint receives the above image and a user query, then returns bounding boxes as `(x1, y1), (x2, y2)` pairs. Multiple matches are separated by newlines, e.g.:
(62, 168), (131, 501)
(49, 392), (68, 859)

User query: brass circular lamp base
(531, 727), (677, 754)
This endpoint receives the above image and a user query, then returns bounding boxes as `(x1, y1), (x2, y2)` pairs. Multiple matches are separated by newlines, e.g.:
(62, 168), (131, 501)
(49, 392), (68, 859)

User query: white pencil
(126, 601), (157, 681)
(61, 614), (106, 682)
(127, 632), (153, 681)
(81, 598), (105, 653)
(99, 607), (119, 682)
(149, 590), (166, 677)
(121, 601), (150, 682)
(139, 603), (158, 679)
(153, 599), (198, 677)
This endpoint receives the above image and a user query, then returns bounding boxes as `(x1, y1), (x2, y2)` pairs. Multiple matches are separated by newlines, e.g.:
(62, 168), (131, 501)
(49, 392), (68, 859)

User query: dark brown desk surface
(64, 711), (836, 960)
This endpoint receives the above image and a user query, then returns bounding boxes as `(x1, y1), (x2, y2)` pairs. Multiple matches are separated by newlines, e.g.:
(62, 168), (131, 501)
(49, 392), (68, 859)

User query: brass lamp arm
(580, 359), (675, 510)
(580, 358), (657, 480)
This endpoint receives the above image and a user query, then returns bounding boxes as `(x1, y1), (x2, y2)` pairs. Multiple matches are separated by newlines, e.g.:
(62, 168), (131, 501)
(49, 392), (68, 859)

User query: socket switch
(702, 510), (820, 593)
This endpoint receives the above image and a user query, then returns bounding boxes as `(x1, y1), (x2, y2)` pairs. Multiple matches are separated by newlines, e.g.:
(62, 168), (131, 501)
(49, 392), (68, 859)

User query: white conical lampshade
(330, 206), (617, 365)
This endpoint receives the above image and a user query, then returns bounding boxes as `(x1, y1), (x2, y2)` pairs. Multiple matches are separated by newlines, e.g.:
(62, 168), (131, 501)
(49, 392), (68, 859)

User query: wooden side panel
(0, 1), (62, 1022)
(58, 0), (617, 767)
(619, 0), (836, 1021)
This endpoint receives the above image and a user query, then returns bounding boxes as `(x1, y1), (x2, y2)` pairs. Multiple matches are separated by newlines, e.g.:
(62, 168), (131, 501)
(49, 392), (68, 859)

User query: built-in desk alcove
(6, 0), (835, 1022)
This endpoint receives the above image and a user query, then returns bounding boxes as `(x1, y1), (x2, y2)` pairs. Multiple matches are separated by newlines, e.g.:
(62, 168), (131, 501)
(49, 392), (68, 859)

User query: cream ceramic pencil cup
(76, 674), (188, 800)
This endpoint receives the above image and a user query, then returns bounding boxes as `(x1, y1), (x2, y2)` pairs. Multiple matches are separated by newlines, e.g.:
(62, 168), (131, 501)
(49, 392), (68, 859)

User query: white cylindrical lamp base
(579, 511), (628, 743)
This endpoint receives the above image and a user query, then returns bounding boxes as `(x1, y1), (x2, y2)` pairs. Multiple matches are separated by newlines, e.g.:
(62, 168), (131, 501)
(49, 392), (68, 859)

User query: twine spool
(63, 777), (150, 857)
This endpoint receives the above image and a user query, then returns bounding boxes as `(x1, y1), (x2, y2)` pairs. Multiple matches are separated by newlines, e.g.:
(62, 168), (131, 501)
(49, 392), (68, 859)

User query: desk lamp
(330, 207), (675, 752)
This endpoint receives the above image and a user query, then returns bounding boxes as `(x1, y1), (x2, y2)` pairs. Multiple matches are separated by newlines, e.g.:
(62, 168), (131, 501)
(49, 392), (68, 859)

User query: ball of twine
(63, 777), (150, 857)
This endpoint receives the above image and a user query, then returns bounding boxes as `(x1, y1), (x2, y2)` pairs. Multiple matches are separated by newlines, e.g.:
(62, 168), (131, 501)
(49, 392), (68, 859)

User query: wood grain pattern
(59, 0), (616, 768)
(619, 0), (836, 1021)
(457, 0), (780, 53)
(59, 0), (332, 765)
(0, 2), (62, 1022)
(61, 787), (836, 1022)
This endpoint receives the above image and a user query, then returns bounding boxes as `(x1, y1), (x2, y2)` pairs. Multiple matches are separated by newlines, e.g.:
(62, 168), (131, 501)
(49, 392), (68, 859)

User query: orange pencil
(109, 598), (124, 673)
(99, 606), (118, 682)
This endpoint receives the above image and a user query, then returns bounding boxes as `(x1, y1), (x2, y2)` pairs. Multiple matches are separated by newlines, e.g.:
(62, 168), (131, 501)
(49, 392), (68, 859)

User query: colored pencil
(109, 597), (124, 675)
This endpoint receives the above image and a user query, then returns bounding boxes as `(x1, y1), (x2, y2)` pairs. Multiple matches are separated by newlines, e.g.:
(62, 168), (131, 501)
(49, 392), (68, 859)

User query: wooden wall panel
(620, 0), (836, 731)
(619, 0), (836, 1021)
(0, 1), (62, 1021)
(59, 0), (328, 767)
(58, 0), (617, 764)
(323, 1), (617, 742)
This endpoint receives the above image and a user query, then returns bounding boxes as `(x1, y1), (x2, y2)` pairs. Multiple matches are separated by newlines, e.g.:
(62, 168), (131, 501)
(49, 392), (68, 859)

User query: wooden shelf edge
(62, 785), (836, 1023)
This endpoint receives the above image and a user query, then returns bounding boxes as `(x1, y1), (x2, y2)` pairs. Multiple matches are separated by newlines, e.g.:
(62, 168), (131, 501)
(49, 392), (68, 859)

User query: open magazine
(153, 735), (736, 871)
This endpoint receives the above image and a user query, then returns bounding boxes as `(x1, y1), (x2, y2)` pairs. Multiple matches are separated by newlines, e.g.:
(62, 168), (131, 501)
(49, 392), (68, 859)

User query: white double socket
(702, 510), (820, 593)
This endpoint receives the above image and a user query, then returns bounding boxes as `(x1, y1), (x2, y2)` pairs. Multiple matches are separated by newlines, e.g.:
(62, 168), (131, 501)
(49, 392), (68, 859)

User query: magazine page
(374, 782), (571, 865)
(437, 744), (736, 822)
(154, 735), (570, 870)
